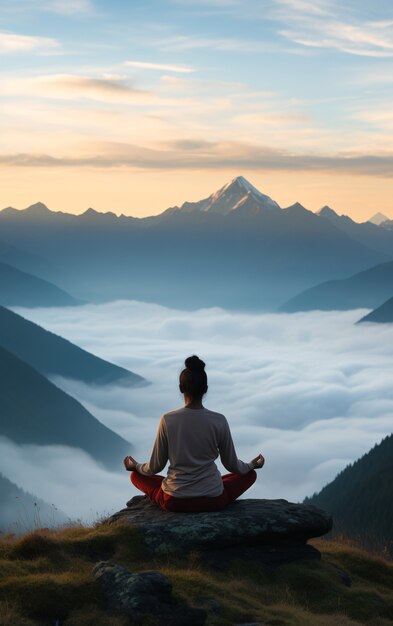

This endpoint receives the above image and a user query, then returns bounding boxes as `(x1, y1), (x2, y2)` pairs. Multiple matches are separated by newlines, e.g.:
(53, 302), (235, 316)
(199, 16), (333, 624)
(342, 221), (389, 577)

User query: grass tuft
(0, 523), (391, 625)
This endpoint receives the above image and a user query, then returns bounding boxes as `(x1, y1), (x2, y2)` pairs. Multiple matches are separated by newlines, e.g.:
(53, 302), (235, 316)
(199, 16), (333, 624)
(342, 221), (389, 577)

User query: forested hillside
(305, 434), (393, 553)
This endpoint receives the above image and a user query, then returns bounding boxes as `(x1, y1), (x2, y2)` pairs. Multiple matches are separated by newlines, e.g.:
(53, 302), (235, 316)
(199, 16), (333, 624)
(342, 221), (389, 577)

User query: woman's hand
(251, 454), (265, 469)
(123, 455), (138, 471)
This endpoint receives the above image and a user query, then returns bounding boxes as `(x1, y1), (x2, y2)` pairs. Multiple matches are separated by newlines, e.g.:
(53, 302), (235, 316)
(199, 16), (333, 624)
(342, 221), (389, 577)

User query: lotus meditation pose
(123, 355), (264, 513)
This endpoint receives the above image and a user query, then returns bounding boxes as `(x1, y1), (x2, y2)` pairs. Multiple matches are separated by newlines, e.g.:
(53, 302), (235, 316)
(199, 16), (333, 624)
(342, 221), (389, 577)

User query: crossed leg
(221, 470), (257, 502)
(130, 469), (257, 512)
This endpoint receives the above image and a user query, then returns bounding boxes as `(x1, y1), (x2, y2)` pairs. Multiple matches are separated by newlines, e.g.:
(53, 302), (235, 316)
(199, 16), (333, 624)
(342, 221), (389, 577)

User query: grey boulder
(93, 561), (206, 625)
(106, 498), (332, 563)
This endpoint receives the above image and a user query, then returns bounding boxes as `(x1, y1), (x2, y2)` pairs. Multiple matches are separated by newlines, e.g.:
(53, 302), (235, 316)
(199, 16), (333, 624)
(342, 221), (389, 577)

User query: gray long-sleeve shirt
(135, 406), (254, 498)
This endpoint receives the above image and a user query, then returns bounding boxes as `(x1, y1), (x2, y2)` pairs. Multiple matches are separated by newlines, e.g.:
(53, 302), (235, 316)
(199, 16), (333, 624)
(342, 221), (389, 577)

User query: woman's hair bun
(180, 355), (208, 398)
(185, 355), (205, 372)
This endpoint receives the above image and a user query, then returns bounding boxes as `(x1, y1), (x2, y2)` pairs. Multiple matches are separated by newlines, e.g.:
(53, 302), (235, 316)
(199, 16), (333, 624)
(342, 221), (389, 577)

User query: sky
(1, 0), (393, 219)
(2, 301), (392, 525)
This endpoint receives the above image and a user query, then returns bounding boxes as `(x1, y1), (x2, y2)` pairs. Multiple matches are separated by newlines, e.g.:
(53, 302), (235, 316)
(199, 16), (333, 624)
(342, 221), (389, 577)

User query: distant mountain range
(304, 434), (393, 552)
(0, 261), (78, 307)
(0, 345), (132, 470)
(279, 260), (393, 312)
(0, 472), (68, 533)
(317, 205), (393, 258)
(0, 305), (144, 386)
(1, 177), (390, 310)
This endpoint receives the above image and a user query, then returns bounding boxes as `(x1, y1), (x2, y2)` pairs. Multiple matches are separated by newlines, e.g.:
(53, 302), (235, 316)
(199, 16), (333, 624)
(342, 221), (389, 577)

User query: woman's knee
(130, 470), (139, 487)
(247, 469), (257, 486)
(131, 472), (164, 494)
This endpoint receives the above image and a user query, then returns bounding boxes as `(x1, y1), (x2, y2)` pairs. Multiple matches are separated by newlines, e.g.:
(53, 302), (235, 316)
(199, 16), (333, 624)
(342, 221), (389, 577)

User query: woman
(123, 355), (264, 513)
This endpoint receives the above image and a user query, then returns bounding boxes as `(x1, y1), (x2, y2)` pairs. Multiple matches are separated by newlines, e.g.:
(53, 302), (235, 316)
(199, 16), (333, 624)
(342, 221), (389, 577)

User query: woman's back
(165, 406), (224, 465)
(137, 406), (254, 498)
(164, 406), (226, 497)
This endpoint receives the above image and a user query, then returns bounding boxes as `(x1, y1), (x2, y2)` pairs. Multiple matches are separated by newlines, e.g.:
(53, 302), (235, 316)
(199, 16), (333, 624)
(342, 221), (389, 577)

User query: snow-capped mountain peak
(176, 176), (281, 216)
(234, 175), (280, 204)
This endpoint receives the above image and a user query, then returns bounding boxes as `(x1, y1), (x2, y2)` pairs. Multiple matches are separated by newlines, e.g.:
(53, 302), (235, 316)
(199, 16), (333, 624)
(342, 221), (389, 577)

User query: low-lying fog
(4, 301), (393, 526)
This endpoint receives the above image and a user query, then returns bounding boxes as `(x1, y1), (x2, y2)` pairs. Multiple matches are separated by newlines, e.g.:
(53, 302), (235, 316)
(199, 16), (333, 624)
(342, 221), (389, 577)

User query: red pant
(130, 469), (257, 513)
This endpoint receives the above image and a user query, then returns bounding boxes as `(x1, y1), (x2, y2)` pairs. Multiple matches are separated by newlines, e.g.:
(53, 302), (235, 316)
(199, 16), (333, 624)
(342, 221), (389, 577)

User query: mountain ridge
(279, 260), (393, 312)
(0, 176), (390, 310)
(0, 344), (132, 470)
(3, 177), (391, 226)
(3, 177), (392, 227)
(0, 261), (78, 308)
(0, 305), (144, 386)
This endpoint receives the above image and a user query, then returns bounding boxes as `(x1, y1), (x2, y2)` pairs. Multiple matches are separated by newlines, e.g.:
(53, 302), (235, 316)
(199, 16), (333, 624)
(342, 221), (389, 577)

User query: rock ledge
(106, 497), (332, 565)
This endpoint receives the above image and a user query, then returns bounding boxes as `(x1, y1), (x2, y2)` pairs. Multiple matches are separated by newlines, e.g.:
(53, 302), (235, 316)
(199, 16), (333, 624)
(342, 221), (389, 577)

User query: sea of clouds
(2, 301), (393, 526)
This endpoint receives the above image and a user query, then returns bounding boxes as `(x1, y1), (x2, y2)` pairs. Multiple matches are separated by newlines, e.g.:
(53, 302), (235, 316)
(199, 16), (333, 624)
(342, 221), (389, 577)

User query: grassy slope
(0, 523), (392, 626)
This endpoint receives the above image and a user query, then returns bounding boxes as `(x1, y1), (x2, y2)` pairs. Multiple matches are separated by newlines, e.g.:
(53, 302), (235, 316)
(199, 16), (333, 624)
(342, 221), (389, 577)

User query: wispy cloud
(280, 19), (393, 58)
(1, 70), (284, 127)
(125, 60), (194, 73)
(172, 0), (334, 17)
(274, 0), (393, 58)
(273, 0), (335, 17)
(0, 0), (94, 16)
(233, 112), (311, 127)
(43, 0), (94, 14)
(2, 139), (393, 178)
(2, 73), (155, 104)
(173, 0), (393, 58)
(352, 107), (393, 130)
(157, 34), (284, 53)
(0, 32), (60, 54)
